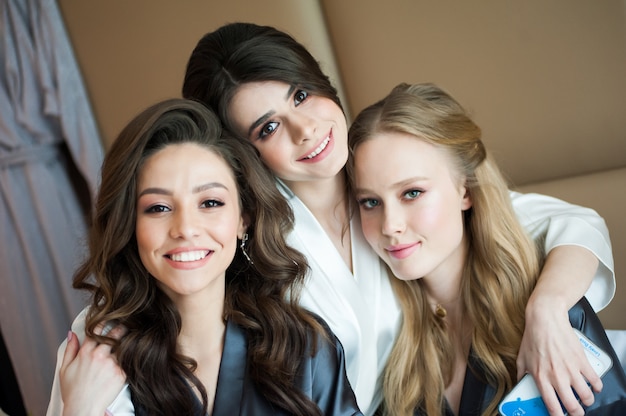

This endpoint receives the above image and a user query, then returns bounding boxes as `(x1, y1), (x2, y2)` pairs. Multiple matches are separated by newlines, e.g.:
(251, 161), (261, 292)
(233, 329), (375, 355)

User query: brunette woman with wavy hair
(347, 83), (624, 416)
(49, 98), (361, 416)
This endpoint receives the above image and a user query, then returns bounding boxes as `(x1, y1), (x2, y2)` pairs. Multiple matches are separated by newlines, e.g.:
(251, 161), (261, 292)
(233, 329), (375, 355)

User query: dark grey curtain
(0, 0), (103, 414)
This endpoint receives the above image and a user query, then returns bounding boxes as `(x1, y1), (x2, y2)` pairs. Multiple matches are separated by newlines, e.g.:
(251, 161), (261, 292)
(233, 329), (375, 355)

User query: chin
(388, 266), (424, 282)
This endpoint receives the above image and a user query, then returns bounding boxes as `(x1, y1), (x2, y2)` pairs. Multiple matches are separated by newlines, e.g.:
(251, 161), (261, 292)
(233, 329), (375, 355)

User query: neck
(423, 237), (469, 323)
(174, 289), (226, 357)
(283, 171), (348, 223)
(423, 275), (464, 322)
(283, 174), (352, 271)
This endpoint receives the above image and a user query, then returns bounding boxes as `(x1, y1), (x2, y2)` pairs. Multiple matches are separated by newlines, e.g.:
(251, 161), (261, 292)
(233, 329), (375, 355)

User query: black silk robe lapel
(135, 318), (362, 415)
(214, 318), (362, 415)
(420, 352), (493, 416)
(212, 319), (247, 415)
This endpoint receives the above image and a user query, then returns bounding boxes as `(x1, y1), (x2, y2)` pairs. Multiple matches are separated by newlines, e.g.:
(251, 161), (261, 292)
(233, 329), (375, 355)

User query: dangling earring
(240, 233), (253, 264)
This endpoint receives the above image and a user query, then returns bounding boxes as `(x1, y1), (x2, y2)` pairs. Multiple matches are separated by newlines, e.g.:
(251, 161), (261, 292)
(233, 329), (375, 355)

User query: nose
(169, 209), (200, 240)
(381, 203), (406, 237)
(288, 111), (317, 144)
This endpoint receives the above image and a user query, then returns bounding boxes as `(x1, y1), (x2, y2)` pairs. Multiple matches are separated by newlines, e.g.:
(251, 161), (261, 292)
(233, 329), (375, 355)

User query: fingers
(105, 323), (128, 341)
(82, 322), (127, 354)
(575, 357), (602, 403)
(60, 331), (80, 374)
(65, 322), (128, 376)
(569, 376), (594, 408)
(59, 326), (127, 416)
(561, 338), (601, 408)
(581, 362), (603, 393)
(532, 355), (599, 416)
(534, 376), (566, 416)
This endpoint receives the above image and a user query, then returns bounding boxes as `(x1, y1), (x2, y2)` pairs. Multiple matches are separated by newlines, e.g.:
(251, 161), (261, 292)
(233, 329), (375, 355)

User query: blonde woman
(347, 82), (625, 415)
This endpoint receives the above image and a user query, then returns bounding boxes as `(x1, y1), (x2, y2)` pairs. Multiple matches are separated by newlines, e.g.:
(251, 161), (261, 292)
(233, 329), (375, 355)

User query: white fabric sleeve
(510, 191), (615, 312)
(46, 307), (135, 416)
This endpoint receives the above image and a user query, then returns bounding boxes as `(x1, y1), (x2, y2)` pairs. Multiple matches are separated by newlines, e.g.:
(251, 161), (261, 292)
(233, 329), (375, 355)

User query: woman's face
(135, 143), (246, 302)
(227, 81), (348, 184)
(353, 132), (471, 284)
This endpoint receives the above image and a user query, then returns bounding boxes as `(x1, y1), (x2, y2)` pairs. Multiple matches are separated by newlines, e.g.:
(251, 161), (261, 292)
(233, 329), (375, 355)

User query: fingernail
(67, 330), (73, 342)
(105, 410), (114, 416)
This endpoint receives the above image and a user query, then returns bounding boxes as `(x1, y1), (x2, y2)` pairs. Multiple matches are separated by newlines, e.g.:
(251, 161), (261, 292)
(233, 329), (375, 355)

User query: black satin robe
(414, 297), (626, 415)
(134, 319), (363, 415)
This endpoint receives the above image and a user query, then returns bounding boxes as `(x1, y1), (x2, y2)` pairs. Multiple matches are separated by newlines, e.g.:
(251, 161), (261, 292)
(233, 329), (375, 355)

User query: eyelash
(143, 199), (224, 214)
(258, 122), (278, 140)
(255, 89), (310, 141)
(294, 89), (309, 105)
(200, 199), (224, 208)
(357, 198), (379, 210)
(403, 189), (422, 199)
(144, 204), (169, 214)
(356, 189), (423, 210)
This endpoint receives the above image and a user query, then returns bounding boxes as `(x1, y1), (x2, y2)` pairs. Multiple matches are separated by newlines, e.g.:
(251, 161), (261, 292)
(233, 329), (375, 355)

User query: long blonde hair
(347, 83), (542, 416)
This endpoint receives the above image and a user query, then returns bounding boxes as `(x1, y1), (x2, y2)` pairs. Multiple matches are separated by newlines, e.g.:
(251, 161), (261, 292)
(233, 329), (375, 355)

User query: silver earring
(240, 233), (253, 264)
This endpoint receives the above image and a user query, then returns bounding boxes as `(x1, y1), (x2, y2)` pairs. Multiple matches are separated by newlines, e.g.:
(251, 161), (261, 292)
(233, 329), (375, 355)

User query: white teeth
(305, 137), (330, 159)
(169, 250), (209, 262)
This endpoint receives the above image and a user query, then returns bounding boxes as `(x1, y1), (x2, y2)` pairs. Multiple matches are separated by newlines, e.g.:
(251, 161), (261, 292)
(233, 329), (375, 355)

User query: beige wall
(59, 1), (625, 327)
(321, 0), (626, 186)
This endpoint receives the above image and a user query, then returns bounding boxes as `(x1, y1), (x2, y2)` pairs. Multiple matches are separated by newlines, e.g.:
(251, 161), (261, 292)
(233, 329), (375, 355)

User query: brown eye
(294, 89), (309, 105)
(200, 199), (224, 208)
(258, 121), (279, 140)
(145, 204), (169, 214)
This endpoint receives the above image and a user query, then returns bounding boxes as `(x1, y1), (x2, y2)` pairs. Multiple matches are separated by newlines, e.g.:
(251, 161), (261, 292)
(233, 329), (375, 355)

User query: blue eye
(358, 198), (380, 210)
(294, 89), (309, 105)
(404, 189), (422, 200)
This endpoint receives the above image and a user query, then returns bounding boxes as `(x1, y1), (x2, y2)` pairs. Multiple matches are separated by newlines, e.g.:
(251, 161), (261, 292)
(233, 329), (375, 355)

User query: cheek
(135, 220), (158, 273)
(216, 216), (243, 251)
(422, 203), (465, 244)
(135, 217), (158, 241)
(135, 220), (150, 254)
(253, 144), (288, 174)
(359, 212), (382, 248)
(412, 205), (442, 231)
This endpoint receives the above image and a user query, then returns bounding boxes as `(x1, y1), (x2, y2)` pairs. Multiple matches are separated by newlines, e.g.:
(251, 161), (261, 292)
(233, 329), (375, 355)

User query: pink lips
(386, 242), (420, 259)
(164, 248), (213, 270)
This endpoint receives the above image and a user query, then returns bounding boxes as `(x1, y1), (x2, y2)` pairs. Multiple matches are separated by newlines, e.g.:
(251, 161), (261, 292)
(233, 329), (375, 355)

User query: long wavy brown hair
(73, 98), (325, 415)
(347, 83), (542, 416)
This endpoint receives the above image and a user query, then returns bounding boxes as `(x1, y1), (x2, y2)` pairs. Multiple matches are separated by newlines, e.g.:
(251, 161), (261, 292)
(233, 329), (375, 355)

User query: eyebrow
(246, 84), (296, 138)
(138, 182), (228, 197)
(355, 176), (429, 194)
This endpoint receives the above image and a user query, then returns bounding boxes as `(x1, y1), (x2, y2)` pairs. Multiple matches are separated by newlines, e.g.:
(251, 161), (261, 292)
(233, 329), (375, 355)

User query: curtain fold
(0, 0), (103, 414)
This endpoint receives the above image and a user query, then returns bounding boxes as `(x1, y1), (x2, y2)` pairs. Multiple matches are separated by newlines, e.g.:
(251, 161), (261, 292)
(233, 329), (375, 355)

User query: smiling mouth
(386, 242), (420, 259)
(303, 136), (330, 159)
(167, 250), (210, 262)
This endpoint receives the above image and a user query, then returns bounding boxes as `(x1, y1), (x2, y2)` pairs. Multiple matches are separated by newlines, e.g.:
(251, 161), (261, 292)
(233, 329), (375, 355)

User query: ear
(460, 185), (473, 211)
(237, 214), (250, 240)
